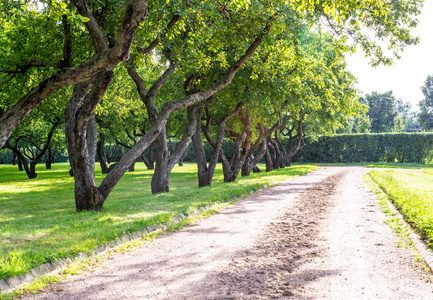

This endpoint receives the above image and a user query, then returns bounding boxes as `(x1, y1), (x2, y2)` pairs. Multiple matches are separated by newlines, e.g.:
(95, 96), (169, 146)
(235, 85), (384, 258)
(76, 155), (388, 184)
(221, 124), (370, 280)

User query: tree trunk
(241, 155), (253, 177)
(178, 150), (187, 167)
(12, 152), (16, 165)
(106, 144), (118, 164)
(253, 165), (262, 173)
(141, 153), (153, 170)
(128, 160), (136, 172)
(146, 144), (155, 170)
(241, 140), (267, 177)
(278, 120), (305, 167)
(97, 132), (110, 174)
(17, 155), (23, 171)
(265, 146), (273, 172)
(151, 109), (198, 193)
(191, 106), (223, 188)
(268, 139), (282, 170)
(29, 161), (38, 179)
(74, 113), (101, 211)
(220, 107), (253, 182)
(151, 131), (170, 193)
(45, 147), (52, 169)
(66, 71), (113, 211)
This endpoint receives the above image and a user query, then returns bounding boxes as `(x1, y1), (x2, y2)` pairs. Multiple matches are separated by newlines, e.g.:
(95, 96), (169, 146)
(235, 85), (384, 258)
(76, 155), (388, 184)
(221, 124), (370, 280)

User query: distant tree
(354, 115), (372, 133)
(418, 75), (433, 131)
(364, 91), (399, 133)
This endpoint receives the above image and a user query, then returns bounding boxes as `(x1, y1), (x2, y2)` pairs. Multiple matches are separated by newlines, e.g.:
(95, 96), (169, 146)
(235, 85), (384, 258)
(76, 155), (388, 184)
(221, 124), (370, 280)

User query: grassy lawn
(365, 162), (433, 169)
(369, 170), (433, 248)
(305, 162), (433, 169)
(0, 162), (317, 280)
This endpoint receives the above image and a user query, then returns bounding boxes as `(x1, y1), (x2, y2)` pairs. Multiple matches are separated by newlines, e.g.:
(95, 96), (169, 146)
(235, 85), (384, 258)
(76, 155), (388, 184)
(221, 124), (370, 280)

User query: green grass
(0, 162), (317, 280)
(369, 170), (433, 247)
(365, 162), (433, 169)
(304, 162), (433, 169)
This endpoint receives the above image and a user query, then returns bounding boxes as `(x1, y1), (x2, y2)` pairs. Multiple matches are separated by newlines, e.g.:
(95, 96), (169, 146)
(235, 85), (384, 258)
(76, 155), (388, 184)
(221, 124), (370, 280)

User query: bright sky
(345, 1), (433, 112)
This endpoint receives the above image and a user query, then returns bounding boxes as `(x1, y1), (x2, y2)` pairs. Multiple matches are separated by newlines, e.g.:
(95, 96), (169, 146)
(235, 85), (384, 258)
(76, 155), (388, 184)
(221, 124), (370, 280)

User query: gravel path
(25, 167), (433, 299)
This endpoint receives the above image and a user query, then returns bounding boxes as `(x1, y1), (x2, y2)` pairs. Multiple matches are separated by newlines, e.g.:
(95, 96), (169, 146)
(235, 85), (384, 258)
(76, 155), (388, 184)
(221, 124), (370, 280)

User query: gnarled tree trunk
(192, 102), (243, 187)
(241, 140), (267, 177)
(220, 107), (252, 182)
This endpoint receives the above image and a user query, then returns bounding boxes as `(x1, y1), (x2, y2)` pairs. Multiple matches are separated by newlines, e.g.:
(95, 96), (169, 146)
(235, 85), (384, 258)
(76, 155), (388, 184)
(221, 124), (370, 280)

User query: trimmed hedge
(0, 149), (68, 165)
(292, 133), (433, 163)
(3, 133), (432, 165)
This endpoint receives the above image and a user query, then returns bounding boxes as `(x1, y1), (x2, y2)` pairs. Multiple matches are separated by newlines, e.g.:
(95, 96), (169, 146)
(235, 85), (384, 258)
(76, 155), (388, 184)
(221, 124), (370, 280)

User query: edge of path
(366, 171), (433, 270)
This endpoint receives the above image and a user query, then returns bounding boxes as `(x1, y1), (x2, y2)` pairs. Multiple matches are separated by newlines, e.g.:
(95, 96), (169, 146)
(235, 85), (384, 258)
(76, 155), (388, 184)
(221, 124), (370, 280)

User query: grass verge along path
(0, 163), (317, 281)
(369, 170), (433, 248)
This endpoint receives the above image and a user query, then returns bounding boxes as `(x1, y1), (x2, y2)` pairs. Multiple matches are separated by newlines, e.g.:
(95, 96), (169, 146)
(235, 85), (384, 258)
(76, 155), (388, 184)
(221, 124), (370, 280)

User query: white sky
(345, 1), (433, 112)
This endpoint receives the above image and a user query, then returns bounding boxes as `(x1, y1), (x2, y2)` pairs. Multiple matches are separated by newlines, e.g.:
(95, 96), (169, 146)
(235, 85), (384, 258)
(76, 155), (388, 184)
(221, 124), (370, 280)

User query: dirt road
(25, 167), (433, 299)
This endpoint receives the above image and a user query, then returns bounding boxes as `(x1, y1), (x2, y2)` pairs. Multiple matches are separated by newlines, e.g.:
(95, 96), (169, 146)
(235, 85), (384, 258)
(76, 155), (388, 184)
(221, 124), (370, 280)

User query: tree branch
(137, 15), (181, 55)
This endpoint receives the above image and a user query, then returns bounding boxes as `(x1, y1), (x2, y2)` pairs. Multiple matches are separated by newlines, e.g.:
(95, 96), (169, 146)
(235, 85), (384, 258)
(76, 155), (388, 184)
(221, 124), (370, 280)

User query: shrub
(292, 133), (433, 163)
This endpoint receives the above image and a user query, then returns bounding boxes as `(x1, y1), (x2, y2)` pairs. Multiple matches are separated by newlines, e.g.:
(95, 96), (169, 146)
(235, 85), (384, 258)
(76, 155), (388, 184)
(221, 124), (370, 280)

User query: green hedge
(0, 149), (68, 165)
(293, 133), (433, 163)
(5, 133), (430, 165)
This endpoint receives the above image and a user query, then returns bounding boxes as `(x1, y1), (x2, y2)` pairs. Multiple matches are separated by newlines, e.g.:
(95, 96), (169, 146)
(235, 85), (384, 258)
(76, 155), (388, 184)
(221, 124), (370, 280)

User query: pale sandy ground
(25, 167), (433, 299)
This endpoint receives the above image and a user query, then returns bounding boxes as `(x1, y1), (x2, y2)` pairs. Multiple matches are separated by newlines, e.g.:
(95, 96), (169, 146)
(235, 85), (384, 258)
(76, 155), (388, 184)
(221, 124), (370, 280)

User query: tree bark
(97, 132), (110, 174)
(67, 70), (114, 211)
(45, 147), (53, 169)
(151, 131), (170, 193)
(265, 145), (274, 172)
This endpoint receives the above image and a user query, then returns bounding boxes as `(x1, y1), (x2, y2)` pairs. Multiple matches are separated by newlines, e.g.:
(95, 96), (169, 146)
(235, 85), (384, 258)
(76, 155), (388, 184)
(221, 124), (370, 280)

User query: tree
(5, 117), (61, 178)
(364, 91), (399, 133)
(0, 0), (424, 211)
(0, 0), (150, 147)
(418, 75), (433, 131)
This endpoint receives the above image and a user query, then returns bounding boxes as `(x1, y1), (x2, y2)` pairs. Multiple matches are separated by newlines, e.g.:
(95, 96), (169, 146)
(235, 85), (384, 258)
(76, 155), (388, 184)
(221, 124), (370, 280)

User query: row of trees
(418, 75), (433, 130)
(341, 73), (433, 134)
(0, 0), (424, 211)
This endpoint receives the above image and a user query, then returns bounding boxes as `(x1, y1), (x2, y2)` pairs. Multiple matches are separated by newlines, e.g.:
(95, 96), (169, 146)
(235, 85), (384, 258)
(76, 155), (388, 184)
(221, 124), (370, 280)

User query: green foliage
(364, 91), (399, 133)
(369, 170), (433, 247)
(293, 133), (433, 163)
(418, 75), (433, 131)
(0, 162), (317, 280)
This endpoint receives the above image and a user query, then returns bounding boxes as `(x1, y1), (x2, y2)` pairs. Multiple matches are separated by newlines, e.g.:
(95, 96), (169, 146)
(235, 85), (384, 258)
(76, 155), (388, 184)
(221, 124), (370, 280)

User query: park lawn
(308, 162), (433, 169)
(369, 170), (433, 247)
(0, 162), (317, 280)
